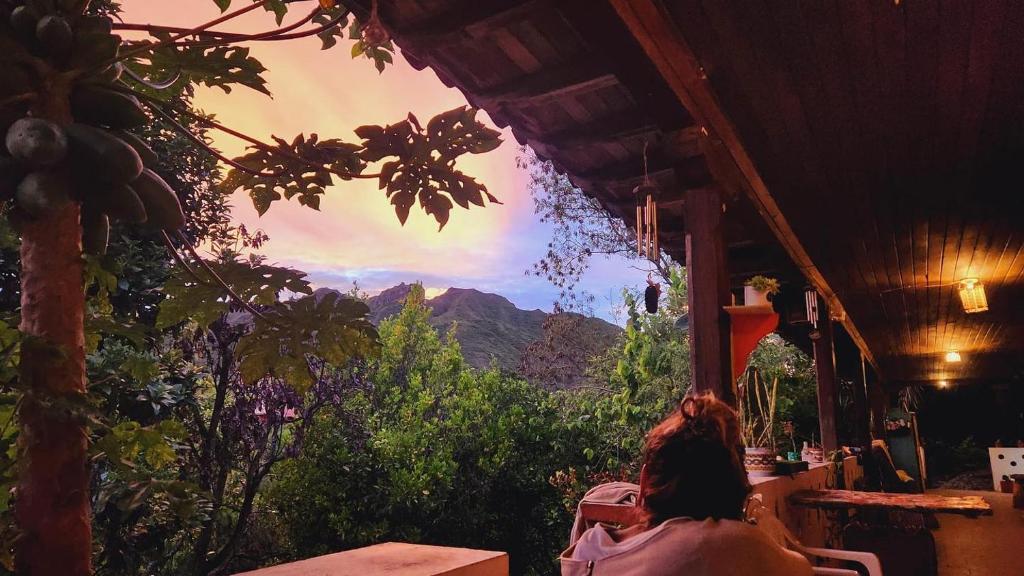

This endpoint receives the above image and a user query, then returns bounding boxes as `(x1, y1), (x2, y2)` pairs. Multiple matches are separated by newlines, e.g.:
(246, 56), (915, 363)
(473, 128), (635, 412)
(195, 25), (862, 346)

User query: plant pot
(744, 446), (777, 476)
(743, 285), (771, 307)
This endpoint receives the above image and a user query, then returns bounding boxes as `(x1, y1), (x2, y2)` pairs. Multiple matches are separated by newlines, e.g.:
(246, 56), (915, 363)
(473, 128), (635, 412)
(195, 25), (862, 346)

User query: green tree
(270, 286), (575, 575)
(0, 1), (502, 572)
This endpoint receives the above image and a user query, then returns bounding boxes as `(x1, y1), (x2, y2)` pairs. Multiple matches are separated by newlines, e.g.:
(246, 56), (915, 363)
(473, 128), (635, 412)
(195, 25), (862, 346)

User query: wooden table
(790, 489), (993, 518)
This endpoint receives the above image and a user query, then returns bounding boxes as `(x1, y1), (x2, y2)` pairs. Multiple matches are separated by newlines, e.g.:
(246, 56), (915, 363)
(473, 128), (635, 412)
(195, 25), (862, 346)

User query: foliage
(745, 335), (819, 448)
(738, 369), (778, 449)
(518, 148), (675, 310)
(269, 286), (575, 576)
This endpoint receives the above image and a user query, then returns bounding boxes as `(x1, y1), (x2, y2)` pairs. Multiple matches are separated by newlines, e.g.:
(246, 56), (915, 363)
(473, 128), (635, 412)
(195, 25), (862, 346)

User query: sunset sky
(121, 1), (642, 320)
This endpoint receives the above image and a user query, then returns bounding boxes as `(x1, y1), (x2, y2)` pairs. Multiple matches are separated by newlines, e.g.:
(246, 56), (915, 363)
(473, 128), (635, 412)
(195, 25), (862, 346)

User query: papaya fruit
(0, 157), (25, 201)
(131, 168), (184, 230)
(73, 15), (113, 37)
(5, 117), (68, 167)
(15, 171), (72, 218)
(35, 15), (72, 60)
(65, 123), (143, 185)
(84, 182), (146, 223)
(113, 130), (158, 167)
(9, 6), (39, 43)
(71, 86), (147, 129)
(68, 27), (119, 71)
(81, 208), (109, 255)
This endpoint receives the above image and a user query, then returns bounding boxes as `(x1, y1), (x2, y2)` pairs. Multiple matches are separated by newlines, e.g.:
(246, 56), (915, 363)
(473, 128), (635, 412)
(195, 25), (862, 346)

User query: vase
(743, 285), (771, 307)
(744, 446), (777, 476)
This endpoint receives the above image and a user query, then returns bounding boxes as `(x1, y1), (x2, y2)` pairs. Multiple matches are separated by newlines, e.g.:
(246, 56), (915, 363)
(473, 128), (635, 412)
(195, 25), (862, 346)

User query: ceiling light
(937, 380), (949, 389)
(944, 350), (962, 363)
(958, 278), (988, 313)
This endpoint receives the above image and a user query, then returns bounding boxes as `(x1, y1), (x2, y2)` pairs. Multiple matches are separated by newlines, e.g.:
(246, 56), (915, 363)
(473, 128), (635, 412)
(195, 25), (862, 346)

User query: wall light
(958, 278), (988, 313)
(944, 350), (962, 363)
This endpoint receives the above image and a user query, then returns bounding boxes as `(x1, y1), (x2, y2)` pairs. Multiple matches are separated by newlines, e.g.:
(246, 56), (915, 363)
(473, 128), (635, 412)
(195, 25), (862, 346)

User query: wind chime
(634, 143), (659, 262)
(635, 142), (661, 313)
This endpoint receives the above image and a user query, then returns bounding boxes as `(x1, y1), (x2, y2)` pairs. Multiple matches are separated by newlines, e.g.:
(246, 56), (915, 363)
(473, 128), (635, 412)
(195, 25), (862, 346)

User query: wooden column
(684, 186), (734, 405)
(811, 296), (839, 453)
(852, 353), (871, 446)
(867, 369), (887, 440)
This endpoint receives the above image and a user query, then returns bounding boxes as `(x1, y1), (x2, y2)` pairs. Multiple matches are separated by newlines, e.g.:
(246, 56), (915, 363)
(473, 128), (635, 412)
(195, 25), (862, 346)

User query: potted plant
(744, 275), (780, 307)
(738, 368), (779, 476)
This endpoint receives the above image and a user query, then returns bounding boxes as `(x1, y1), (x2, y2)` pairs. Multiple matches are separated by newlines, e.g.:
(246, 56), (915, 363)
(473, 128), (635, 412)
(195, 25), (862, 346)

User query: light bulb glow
(958, 278), (988, 313)
(944, 350), (962, 363)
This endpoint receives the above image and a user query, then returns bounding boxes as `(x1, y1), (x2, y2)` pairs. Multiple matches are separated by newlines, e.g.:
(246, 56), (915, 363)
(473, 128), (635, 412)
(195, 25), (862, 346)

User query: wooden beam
(608, 0), (881, 375)
(685, 186), (735, 404)
(812, 296), (840, 454)
(475, 60), (618, 105)
(396, 0), (543, 46)
(530, 110), (661, 150)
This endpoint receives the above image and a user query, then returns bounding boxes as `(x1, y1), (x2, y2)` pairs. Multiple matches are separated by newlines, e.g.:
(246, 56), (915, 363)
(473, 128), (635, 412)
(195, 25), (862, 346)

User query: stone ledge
(232, 542), (509, 576)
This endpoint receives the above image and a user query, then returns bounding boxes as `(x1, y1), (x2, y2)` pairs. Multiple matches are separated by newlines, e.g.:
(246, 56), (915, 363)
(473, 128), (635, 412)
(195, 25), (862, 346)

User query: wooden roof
(354, 0), (799, 285)
(614, 0), (1024, 384)
(366, 0), (1024, 384)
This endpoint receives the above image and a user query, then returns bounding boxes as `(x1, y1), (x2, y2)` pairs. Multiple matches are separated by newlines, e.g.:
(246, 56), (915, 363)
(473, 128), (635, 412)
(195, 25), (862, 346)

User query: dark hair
(639, 392), (751, 527)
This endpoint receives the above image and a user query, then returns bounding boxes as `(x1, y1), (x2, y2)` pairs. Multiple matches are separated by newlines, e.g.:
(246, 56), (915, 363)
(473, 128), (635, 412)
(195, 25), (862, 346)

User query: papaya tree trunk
(15, 77), (91, 575)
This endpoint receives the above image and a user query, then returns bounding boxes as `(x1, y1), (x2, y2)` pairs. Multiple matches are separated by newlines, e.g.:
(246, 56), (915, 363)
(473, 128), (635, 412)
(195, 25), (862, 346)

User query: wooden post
(867, 370), (887, 440)
(812, 296), (839, 454)
(853, 352), (871, 446)
(684, 186), (734, 404)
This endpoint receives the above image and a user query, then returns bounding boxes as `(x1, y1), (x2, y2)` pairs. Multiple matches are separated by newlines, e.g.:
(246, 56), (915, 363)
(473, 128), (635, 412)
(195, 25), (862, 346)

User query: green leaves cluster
(219, 134), (365, 216)
(237, 290), (378, 393)
(220, 107), (502, 229)
(129, 35), (271, 96)
(269, 286), (575, 575)
(358, 107), (502, 228)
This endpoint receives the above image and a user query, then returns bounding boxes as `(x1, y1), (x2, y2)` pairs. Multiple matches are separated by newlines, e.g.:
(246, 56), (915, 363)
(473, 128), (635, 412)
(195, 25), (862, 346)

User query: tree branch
(120, 86), (381, 180)
(140, 96), (285, 178)
(110, 0), (273, 66)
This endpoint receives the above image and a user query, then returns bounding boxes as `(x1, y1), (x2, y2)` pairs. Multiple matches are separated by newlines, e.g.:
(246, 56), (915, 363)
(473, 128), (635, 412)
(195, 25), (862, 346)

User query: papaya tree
(0, 0), (502, 573)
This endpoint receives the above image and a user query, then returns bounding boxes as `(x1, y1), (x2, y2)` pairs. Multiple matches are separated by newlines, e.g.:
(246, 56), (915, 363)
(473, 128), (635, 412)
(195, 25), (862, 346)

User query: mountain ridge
(315, 283), (620, 375)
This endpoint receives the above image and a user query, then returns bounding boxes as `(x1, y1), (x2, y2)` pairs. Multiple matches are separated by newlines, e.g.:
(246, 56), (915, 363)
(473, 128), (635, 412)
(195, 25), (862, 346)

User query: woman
(561, 393), (813, 576)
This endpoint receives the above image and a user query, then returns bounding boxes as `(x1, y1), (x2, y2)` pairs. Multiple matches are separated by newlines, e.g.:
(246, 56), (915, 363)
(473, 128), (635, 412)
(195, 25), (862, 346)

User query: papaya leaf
(125, 34), (270, 96)
(219, 134), (365, 216)
(235, 291), (379, 394)
(358, 106), (503, 229)
(157, 256), (311, 330)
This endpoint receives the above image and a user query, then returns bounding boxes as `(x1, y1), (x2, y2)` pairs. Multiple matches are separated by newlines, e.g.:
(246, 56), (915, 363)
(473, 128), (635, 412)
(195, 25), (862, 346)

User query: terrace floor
(931, 490), (1023, 576)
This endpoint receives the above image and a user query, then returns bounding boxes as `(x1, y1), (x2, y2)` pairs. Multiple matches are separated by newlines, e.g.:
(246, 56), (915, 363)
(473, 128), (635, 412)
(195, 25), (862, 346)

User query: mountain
(342, 283), (621, 377)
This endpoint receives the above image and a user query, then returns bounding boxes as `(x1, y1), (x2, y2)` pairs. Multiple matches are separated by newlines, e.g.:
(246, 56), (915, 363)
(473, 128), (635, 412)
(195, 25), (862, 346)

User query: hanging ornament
(634, 142), (659, 262)
(645, 273), (661, 314)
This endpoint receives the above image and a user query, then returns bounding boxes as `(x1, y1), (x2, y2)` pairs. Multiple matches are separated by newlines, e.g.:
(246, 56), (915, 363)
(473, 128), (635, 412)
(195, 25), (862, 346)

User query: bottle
(801, 441), (811, 463)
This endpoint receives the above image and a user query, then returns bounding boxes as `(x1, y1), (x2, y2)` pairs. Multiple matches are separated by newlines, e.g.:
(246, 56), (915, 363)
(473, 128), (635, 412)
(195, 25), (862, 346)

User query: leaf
(126, 34), (271, 96)
(219, 134), (366, 215)
(157, 256), (311, 330)
(212, 0), (231, 10)
(358, 107), (503, 229)
(235, 291), (379, 393)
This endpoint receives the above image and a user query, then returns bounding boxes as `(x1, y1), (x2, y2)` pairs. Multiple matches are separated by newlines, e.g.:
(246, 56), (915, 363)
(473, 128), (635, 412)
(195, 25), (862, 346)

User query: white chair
(746, 494), (882, 576)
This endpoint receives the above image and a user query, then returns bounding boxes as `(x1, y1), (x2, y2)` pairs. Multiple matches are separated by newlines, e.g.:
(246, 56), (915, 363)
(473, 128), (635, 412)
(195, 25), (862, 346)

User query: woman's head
(638, 392), (751, 526)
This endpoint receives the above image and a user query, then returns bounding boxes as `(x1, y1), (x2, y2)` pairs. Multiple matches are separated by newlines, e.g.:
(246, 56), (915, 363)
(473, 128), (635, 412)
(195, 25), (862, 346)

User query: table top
(790, 489), (993, 517)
